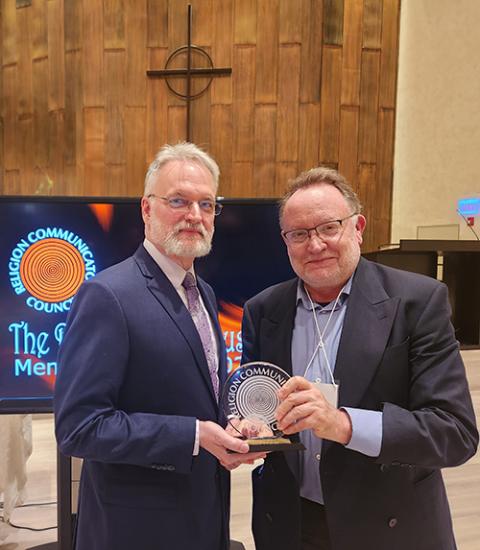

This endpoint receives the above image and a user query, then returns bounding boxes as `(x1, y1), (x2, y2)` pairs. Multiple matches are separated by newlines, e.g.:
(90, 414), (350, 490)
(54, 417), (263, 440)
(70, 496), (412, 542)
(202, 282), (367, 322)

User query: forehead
(282, 183), (351, 227)
(150, 160), (216, 196)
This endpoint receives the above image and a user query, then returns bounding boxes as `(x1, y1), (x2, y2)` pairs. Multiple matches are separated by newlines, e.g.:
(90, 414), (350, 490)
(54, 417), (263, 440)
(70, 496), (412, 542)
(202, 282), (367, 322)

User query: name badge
(312, 381), (339, 409)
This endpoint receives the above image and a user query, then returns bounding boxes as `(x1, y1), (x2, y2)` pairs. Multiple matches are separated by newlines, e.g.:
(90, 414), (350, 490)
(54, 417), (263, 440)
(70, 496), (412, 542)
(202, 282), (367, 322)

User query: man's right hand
(199, 420), (266, 470)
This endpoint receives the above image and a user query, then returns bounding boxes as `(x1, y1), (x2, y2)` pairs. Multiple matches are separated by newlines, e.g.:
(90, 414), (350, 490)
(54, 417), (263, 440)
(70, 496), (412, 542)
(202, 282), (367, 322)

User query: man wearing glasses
(242, 167), (478, 550)
(55, 142), (263, 550)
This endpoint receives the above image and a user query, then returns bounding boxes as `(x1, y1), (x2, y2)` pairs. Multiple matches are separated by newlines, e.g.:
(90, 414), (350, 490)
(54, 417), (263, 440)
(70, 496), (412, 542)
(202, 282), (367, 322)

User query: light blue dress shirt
(291, 277), (383, 504)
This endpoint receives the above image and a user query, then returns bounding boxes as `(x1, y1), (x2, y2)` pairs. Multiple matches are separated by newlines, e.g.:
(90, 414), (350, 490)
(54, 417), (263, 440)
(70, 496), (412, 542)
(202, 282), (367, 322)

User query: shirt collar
(296, 273), (354, 312)
(143, 238), (195, 291)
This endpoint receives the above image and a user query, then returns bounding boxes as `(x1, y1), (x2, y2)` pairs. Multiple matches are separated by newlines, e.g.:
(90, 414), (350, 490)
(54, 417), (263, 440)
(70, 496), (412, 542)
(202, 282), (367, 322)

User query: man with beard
(242, 167), (478, 550)
(55, 143), (263, 550)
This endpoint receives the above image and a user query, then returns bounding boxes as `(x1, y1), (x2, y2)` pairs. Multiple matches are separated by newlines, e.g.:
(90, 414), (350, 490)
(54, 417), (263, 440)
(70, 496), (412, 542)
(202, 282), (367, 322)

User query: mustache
(172, 221), (209, 238)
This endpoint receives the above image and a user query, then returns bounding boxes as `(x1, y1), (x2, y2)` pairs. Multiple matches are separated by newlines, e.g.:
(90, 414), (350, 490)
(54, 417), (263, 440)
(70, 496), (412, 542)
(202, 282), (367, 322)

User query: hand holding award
(222, 362), (305, 452)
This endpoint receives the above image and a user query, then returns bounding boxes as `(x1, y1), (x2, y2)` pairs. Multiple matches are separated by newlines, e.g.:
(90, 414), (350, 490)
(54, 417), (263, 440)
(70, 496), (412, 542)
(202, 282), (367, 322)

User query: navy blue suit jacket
(242, 258), (478, 550)
(55, 245), (230, 550)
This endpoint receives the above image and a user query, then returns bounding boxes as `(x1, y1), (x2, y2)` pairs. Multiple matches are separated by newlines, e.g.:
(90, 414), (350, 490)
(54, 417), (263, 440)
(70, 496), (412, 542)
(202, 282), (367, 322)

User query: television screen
(0, 197), (294, 413)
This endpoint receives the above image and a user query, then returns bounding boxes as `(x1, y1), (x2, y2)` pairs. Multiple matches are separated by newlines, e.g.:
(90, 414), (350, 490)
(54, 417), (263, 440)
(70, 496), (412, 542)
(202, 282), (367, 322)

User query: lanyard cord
(302, 285), (345, 385)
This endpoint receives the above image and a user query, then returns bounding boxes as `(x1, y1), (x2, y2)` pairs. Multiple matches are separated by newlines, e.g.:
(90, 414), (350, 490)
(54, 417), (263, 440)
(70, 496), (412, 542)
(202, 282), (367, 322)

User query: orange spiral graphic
(20, 238), (85, 303)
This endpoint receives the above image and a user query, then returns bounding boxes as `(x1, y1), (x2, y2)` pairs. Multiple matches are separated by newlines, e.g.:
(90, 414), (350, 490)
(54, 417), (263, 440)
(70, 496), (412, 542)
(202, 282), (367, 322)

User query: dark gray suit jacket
(242, 258), (478, 550)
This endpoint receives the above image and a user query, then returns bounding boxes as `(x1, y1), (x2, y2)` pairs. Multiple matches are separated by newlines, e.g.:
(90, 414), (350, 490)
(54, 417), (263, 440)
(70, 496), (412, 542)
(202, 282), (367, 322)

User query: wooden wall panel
(64, 1), (82, 52)
(64, 51), (77, 168)
(147, 0), (168, 48)
(32, 57), (49, 170)
(106, 163), (126, 196)
(84, 107), (105, 195)
(379, 0), (400, 108)
(82, 0), (104, 107)
(16, 6), (33, 115)
(105, 50), (126, 165)
(338, 105), (359, 188)
(298, 102), (321, 172)
(319, 46), (342, 164)
(231, 161), (253, 197)
(146, 48), (168, 161)
(0, 0), (400, 251)
(357, 162), (376, 246)
(2, 0), (17, 65)
(255, 0), (278, 104)
(2, 64), (17, 170)
(18, 116), (34, 192)
(47, 109), (65, 193)
(363, 0), (382, 49)
(253, 104), (276, 190)
(4, 169), (20, 194)
(358, 49), (380, 163)
(210, 103), (232, 193)
(299, 0), (323, 104)
(47, 0), (65, 111)
(190, 83), (211, 147)
(276, 45), (300, 163)
(104, 0), (126, 50)
(233, 45), (255, 162)
(124, 106), (146, 195)
(279, 0), (302, 44)
(341, 0), (362, 106)
(167, 105), (186, 144)
(275, 161), (297, 196)
(234, 0), (257, 44)
(31, 0), (48, 60)
(125, 0), (147, 107)
(323, 0), (344, 46)
(211, 0), (233, 105)
(190, 0), (213, 46)
(376, 108), (395, 221)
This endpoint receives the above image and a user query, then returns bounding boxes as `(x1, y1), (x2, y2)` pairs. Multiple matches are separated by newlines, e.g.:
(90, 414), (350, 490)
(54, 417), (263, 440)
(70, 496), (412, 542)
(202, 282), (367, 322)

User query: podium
(363, 240), (480, 347)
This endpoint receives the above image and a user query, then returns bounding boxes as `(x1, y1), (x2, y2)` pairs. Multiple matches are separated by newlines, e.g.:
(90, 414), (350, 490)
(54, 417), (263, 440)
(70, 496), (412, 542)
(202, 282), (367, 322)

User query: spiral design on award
(236, 375), (279, 425)
(20, 238), (85, 302)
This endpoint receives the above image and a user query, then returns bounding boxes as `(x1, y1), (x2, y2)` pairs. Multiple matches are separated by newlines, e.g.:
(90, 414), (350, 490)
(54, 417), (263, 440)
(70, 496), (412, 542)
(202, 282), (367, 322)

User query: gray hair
(144, 142), (220, 195)
(279, 166), (362, 221)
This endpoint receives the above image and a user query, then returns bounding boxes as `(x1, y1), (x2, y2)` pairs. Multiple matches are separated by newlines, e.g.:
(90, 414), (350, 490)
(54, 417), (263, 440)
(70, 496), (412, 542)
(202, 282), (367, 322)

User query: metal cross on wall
(147, 4), (232, 141)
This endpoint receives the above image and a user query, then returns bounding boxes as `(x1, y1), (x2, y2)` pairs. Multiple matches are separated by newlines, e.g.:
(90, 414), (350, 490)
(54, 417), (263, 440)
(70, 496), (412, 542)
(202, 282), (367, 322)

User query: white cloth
(0, 415), (32, 540)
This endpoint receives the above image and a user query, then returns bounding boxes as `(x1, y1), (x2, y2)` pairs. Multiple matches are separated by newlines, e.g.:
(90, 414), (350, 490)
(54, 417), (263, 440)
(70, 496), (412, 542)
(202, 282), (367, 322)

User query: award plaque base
(246, 437), (305, 452)
(229, 437), (305, 453)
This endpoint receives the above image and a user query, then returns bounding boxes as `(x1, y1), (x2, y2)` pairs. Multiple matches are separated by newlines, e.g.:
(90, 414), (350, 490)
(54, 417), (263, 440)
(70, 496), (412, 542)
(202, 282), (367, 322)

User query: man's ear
(141, 196), (150, 224)
(355, 214), (367, 243)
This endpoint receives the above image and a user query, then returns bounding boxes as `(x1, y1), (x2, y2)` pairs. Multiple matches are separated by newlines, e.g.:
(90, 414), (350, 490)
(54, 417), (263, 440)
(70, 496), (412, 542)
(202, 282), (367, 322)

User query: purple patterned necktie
(182, 272), (219, 400)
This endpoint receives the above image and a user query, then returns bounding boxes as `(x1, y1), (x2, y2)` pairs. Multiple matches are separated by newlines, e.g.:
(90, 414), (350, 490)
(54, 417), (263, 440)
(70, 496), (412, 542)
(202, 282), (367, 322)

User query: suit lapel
(259, 279), (298, 375)
(133, 246), (218, 406)
(318, 259), (399, 458)
(334, 258), (399, 408)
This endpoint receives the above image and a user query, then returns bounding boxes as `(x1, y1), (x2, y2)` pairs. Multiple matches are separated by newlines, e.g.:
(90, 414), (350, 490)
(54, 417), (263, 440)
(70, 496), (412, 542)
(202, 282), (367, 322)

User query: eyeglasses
(147, 194), (223, 216)
(282, 212), (358, 244)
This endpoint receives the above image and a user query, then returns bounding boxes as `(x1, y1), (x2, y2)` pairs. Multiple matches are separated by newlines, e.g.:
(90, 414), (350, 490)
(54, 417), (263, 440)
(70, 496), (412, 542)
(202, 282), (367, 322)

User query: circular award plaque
(222, 361), (305, 452)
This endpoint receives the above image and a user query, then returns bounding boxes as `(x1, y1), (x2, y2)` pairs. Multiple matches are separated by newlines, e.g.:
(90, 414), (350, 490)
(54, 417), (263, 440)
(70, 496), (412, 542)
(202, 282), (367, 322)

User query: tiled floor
(1, 350), (479, 550)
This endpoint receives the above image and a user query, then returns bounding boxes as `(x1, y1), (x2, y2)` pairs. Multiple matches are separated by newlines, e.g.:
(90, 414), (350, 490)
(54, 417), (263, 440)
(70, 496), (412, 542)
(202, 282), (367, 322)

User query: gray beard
(163, 228), (213, 258)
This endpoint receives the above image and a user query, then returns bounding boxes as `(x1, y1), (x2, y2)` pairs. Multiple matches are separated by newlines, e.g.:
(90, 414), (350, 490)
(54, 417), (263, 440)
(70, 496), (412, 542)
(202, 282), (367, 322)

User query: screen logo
(8, 227), (97, 313)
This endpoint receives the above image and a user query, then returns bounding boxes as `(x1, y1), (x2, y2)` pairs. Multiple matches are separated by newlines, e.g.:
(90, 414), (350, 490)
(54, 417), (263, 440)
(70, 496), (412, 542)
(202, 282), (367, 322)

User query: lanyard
(302, 285), (345, 385)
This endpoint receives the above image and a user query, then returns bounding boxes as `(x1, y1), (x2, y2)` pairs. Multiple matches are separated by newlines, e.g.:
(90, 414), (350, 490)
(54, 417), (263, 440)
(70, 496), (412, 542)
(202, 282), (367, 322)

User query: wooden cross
(147, 4), (232, 141)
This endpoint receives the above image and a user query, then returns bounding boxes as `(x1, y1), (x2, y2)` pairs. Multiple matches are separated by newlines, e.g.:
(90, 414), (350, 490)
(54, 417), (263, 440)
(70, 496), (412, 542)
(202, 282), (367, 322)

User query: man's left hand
(276, 376), (352, 445)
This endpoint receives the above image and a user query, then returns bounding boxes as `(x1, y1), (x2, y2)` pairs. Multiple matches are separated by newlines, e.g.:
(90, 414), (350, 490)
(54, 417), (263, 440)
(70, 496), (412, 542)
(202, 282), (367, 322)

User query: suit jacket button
(388, 518), (398, 528)
(266, 513), (273, 523)
(380, 464), (388, 472)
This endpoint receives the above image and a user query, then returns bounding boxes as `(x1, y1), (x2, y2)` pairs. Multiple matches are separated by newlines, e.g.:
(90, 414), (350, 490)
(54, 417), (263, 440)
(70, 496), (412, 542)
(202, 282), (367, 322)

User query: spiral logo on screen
(9, 227), (97, 314)
(20, 239), (85, 302)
